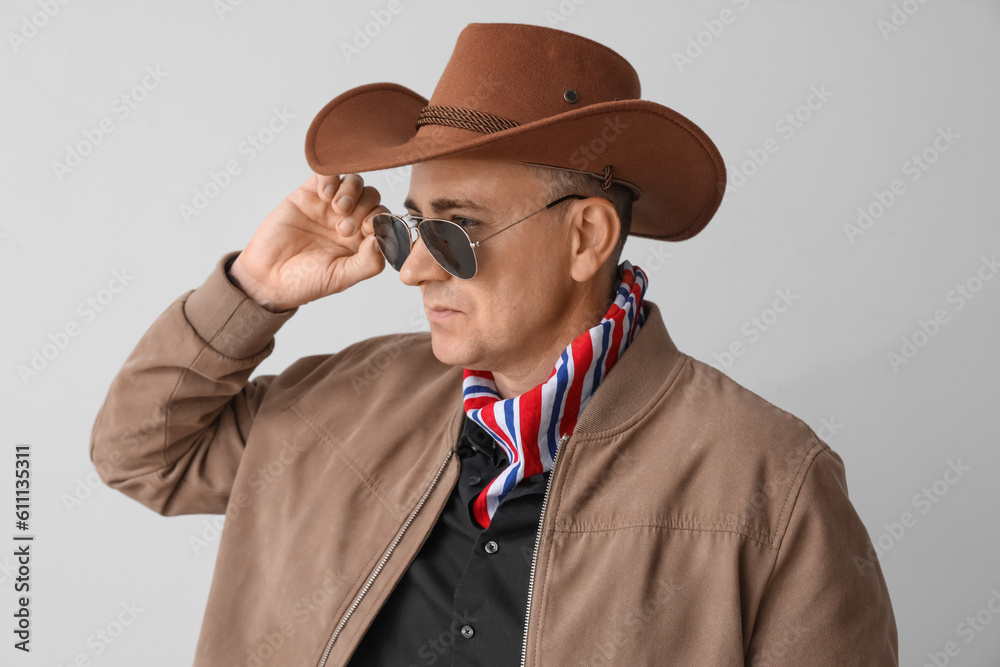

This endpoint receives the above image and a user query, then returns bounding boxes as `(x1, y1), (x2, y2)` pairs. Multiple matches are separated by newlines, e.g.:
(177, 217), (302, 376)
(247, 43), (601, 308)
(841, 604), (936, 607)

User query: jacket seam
(180, 290), (277, 364)
(756, 440), (830, 603)
(533, 353), (822, 661)
(771, 438), (827, 549)
(283, 331), (447, 523)
(290, 403), (406, 523)
(576, 350), (690, 440)
(154, 330), (233, 498)
(692, 355), (823, 446)
(532, 351), (689, 662)
(152, 296), (271, 498)
(550, 520), (777, 549)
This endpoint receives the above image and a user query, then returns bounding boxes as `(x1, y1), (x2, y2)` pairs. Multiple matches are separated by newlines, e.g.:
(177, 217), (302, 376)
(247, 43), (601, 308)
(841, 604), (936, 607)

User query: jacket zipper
(317, 448), (454, 667)
(520, 433), (569, 667)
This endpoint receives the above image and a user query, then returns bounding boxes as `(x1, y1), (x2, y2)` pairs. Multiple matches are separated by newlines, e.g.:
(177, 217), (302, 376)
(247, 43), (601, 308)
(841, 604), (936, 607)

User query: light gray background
(2, 1), (998, 665)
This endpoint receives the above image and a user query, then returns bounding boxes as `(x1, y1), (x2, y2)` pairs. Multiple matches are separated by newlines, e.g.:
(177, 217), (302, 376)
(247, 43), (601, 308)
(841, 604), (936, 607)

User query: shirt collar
(458, 414), (508, 467)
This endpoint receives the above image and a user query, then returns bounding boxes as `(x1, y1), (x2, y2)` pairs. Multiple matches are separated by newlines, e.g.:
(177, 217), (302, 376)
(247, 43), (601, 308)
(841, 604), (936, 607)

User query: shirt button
(484, 540), (499, 554)
(461, 624), (475, 639)
(468, 475), (481, 485)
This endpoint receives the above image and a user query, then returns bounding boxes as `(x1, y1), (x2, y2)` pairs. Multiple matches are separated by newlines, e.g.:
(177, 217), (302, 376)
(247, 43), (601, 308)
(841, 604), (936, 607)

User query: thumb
(348, 234), (385, 282)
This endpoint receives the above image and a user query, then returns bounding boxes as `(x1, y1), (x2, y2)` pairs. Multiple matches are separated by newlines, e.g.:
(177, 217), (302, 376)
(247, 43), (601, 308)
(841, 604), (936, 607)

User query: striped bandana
(461, 260), (649, 529)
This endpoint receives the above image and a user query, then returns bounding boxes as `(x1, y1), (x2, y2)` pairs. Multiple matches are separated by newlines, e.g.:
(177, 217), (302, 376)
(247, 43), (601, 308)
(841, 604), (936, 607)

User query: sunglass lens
(373, 214), (410, 271)
(422, 221), (478, 279)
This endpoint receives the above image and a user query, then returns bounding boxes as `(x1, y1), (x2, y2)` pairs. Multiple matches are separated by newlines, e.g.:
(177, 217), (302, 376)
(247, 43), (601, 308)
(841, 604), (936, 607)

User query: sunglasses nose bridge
(403, 217), (419, 244)
(381, 215), (475, 280)
(397, 220), (435, 269)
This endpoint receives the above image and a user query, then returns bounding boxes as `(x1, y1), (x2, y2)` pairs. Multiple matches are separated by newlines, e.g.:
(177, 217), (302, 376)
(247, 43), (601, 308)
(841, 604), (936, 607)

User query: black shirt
(347, 414), (548, 666)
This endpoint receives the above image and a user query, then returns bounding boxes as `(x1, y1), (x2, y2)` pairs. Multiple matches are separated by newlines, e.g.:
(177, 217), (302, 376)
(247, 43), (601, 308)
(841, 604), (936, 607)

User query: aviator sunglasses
(372, 193), (589, 280)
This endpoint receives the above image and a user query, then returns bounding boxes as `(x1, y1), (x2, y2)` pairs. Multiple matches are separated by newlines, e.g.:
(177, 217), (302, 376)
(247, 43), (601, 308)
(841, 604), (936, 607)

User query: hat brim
(305, 82), (726, 242)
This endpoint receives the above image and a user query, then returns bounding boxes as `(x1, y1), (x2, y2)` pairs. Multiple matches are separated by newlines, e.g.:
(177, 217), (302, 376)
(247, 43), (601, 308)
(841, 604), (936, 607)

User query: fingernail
(337, 195), (353, 210)
(340, 218), (356, 234)
(323, 184), (333, 197)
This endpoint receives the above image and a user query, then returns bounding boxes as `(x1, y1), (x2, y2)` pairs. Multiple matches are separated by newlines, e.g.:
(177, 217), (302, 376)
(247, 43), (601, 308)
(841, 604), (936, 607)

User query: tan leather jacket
(90, 250), (898, 666)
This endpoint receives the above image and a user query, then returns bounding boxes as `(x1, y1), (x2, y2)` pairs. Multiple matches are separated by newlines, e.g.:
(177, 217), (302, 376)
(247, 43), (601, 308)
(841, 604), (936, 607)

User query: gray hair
(520, 164), (635, 271)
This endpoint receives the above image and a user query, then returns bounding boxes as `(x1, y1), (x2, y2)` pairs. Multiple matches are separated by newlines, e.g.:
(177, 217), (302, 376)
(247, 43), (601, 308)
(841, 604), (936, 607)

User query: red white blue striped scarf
(461, 261), (648, 529)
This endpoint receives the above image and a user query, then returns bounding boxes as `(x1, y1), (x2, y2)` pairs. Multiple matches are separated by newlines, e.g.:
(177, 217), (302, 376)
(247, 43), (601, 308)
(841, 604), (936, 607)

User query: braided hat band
(415, 104), (615, 192)
(415, 104), (520, 133)
(305, 24), (727, 240)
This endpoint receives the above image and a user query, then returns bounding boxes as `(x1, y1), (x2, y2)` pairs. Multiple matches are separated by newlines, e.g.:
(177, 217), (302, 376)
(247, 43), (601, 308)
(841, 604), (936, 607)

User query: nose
(399, 231), (452, 286)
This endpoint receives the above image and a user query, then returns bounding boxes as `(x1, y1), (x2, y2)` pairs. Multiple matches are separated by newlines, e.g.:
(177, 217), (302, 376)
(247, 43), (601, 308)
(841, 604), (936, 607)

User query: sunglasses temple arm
(471, 217), (532, 248)
(471, 194), (585, 248)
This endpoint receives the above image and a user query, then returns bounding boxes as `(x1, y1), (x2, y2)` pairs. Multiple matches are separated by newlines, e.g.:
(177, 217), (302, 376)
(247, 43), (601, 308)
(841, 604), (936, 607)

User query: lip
(426, 306), (462, 322)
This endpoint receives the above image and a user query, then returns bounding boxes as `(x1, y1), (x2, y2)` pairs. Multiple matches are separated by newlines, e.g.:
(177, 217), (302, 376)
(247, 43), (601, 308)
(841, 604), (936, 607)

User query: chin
(429, 331), (468, 367)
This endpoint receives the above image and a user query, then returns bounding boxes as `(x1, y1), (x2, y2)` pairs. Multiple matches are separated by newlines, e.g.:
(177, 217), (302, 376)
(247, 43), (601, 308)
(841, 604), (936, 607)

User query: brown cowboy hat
(304, 22), (726, 242)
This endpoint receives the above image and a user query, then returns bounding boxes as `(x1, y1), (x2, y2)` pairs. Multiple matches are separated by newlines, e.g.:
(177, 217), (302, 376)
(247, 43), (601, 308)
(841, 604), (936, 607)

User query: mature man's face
(401, 157), (605, 386)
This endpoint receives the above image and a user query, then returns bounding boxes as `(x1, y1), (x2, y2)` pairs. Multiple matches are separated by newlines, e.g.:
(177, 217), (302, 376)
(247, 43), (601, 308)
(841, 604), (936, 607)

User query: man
(90, 22), (897, 666)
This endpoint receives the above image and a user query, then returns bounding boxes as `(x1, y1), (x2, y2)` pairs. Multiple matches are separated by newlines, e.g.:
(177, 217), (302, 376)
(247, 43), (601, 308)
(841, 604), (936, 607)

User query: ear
(567, 198), (620, 283)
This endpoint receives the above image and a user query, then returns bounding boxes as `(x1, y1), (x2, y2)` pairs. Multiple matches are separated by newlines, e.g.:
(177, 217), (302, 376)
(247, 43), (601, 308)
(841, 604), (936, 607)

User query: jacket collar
(444, 298), (682, 445)
(574, 299), (682, 434)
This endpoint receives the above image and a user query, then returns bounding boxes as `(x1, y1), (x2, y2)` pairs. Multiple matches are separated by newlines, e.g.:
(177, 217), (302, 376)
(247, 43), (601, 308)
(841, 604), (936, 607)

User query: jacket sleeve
(745, 446), (899, 665)
(89, 250), (298, 517)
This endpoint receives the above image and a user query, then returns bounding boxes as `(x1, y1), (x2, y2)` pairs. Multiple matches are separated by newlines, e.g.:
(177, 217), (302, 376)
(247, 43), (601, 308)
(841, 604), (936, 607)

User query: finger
(315, 173), (342, 202)
(361, 204), (390, 236)
(351, 185), (383, 221)
(333, 173), (365, 214)
(338, 185), (382, 236)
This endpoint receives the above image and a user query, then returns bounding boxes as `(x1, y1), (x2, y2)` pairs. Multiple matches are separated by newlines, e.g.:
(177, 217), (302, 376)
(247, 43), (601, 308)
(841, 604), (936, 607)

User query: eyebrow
(403, 196), (491, 216)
